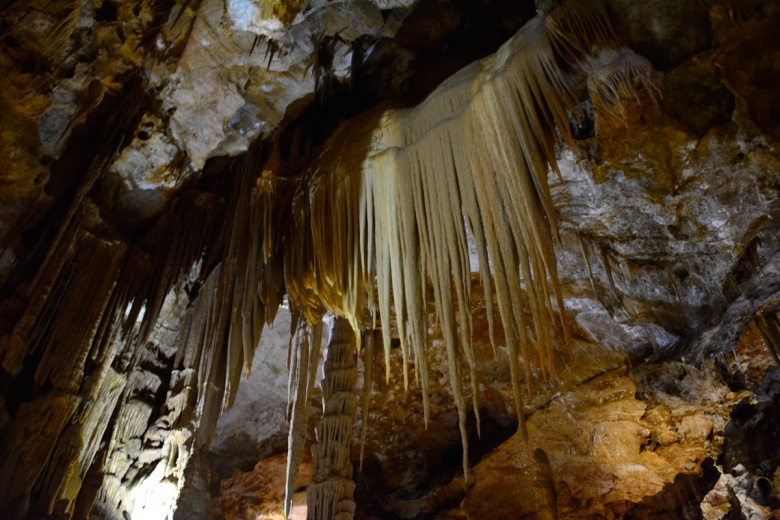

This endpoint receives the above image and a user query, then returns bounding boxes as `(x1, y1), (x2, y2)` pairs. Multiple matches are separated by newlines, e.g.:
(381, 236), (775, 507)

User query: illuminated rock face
(1, 1), (780, 520)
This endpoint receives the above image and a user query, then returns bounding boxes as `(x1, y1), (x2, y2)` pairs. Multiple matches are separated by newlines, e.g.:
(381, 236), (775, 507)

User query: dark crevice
(354, 407), (517, 520)
(625, 458), (720, 520)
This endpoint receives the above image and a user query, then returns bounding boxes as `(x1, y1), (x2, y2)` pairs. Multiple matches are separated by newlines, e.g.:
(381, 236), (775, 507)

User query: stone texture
(160, 0), (419, 170)
(302, 277), (760, 520)
(606, 0), (715, 71)
(663, 59), (735, 137)
(209, 306), (302, 480)
(702, 464), (776, 519)
(450, 357), (741, 519)
(215, 451), (313, 520)
(552, 28), (780, 361)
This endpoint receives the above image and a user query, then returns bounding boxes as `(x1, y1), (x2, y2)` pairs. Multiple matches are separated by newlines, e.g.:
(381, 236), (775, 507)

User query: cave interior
(0, 0), (780, 519)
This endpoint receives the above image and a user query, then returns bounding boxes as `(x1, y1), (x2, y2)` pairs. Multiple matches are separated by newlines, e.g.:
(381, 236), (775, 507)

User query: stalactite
(577, 233), (599, 299)
(293, 1), (656, 486)
(0, 392), (81, 512)
(31, 233), (128, 394)
(223, 156), (267, 408)
(284, 316), (323, 519)
(307, 113), (381, 340)
(0, 78), (146, 377)
(36, 367), (126, 512)
(755, 312), (780, 368)
(254, 150), (289, 328)
(543, 0), (615, 65)
(286, 179), (327, 326)
(585, 48), (661, 123)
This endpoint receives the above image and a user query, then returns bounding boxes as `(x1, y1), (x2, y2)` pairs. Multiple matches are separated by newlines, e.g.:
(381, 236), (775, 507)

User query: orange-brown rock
(215, 451), (313, 520)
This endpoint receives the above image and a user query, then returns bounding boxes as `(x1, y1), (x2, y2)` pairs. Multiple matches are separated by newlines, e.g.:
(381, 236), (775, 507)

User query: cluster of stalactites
(283, 0), (660, 490)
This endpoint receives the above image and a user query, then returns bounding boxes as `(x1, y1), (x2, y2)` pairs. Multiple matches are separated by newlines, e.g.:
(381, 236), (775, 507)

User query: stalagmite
(533, 448), (558, 520)
(307, 317), (359, 520)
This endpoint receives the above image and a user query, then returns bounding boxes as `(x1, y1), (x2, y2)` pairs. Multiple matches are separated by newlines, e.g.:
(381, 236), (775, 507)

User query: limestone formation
(0, 0), (778, 519)
(306, 318), (358, 520)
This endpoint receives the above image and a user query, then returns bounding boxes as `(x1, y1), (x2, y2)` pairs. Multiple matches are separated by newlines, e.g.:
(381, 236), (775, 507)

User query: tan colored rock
(36, 367), (127, 514)
(457, 356), (742, 519)
(216, 451), (313, 520)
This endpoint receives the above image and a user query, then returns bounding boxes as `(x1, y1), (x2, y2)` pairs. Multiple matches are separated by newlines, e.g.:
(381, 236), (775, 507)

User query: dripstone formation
(0, 1), (779, 519)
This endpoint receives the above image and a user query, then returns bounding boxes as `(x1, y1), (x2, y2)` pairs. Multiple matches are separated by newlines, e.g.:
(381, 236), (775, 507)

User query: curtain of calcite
(0, 78), (147, 517)
(0, 189), (226, 519)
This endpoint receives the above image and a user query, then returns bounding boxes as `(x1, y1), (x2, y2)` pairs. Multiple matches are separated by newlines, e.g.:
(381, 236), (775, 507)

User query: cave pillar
(307, 317), (358, 520)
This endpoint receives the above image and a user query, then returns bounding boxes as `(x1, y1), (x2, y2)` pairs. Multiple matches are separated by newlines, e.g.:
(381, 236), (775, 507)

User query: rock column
(307, 317), (358, 520)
